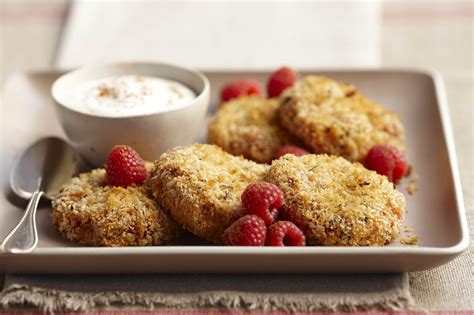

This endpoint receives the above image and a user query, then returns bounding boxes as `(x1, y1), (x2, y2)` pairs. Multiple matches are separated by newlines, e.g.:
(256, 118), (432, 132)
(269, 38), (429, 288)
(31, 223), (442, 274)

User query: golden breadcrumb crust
(150, 144), (269, 243)
(51, 163), (180, 246)
(208, 96), (296, 163)
(279, 76), (405, 162)
(268, 154), (405, 246)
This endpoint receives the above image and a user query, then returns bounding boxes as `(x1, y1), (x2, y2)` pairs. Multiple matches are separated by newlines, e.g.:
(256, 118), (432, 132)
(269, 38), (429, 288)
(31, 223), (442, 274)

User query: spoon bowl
(2, 137), (80, 253)
(10, 137), (79, 200)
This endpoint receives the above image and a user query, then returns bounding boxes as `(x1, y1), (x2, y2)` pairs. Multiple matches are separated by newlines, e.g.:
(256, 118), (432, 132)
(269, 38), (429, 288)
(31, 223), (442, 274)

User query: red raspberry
(241, 182), (284, 225)
(274, 145), (309, 159)
(222, 215), (267, 246)
(364, 144), (407, 183)
(267, 66), (300, 98)
(220, 79), (262, 102)
(106, 145), (147, 187)
(266, 221), (306, 246)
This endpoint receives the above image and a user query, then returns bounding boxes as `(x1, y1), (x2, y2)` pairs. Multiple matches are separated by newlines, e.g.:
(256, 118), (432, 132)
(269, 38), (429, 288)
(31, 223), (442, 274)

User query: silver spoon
(2, 137), (80, 253)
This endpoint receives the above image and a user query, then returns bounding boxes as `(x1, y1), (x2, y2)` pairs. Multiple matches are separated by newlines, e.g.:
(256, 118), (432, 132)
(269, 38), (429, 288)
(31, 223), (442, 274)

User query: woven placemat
(0, 273), (413, 313)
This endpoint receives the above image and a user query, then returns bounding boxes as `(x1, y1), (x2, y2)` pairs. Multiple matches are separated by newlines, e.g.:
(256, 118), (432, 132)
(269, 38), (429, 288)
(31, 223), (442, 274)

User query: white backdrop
(56, 0), (381, 69)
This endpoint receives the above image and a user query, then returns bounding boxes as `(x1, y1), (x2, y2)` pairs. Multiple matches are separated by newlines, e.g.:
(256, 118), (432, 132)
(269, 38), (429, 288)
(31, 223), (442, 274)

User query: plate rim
(0, 67), (469, 258)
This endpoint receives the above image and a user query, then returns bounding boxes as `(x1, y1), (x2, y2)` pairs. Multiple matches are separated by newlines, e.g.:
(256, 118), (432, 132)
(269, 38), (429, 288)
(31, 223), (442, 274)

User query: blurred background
(1, 0), (472, 78)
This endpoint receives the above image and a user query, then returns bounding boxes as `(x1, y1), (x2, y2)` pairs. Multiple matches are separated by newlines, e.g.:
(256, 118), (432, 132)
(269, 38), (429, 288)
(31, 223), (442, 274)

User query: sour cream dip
(68, 75), (196, 117)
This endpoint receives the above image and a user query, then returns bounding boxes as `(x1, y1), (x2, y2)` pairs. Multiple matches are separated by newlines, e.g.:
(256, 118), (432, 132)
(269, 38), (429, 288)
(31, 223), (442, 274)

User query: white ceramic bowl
(51, 62), (210, 166)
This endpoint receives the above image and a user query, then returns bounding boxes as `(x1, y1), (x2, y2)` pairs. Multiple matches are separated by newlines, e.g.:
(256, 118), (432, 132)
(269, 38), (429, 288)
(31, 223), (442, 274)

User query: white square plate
(0, 69), (469, 273)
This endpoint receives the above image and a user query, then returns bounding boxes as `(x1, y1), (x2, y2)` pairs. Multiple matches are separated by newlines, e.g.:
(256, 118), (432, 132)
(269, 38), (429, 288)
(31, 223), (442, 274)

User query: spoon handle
(1, 190), (43, 253)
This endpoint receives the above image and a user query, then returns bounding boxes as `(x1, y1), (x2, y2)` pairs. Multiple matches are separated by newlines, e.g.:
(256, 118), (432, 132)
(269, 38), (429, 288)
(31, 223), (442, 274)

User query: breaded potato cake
(268, 154), (405, 246)
(279, 76), (405, 162)
(51, 164), (180, 246)
(150, 144), (269, 243)
(208, 96), (296, 163)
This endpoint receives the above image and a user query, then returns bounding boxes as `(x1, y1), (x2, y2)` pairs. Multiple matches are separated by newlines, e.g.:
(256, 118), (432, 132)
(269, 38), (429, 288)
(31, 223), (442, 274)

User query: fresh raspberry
(274, 145), (309, 159)
(241, 182), (284, 225)
(265, 221), (306, 246)
(222, 215), (267, 246)
(267, 66), (300, 98)
(220, 79), (262, 102)
(106, 145), (147, 187)
(364, 144), (407, 183)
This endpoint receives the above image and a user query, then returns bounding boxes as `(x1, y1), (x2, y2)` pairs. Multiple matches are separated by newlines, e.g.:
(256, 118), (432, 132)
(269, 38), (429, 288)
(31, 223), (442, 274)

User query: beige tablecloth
(0, 0), (472, 311)
(1, 274), (413, 313)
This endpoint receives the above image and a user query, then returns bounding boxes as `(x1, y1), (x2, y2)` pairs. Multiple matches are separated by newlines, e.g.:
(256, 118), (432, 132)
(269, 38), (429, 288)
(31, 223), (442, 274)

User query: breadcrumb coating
(150, 144), (269, 243)
(208, 96), (296, 163)
(51, 163), (180, 246)
(268, 154), (405, 246)
(279, 76), (405, 162)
